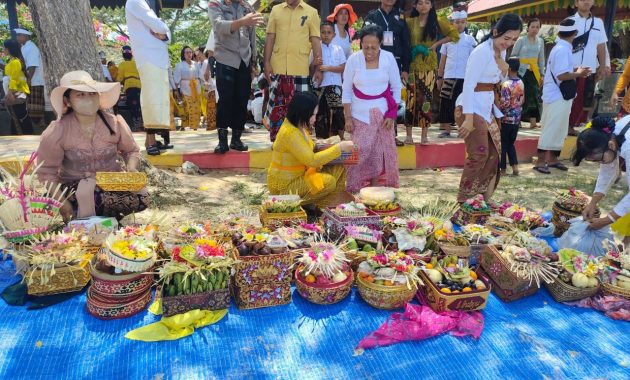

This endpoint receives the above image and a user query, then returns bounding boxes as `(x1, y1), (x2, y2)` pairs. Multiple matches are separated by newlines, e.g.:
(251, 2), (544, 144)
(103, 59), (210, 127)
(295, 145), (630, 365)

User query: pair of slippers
(146, 141), (174, 156)
(533, 162), (568, 174)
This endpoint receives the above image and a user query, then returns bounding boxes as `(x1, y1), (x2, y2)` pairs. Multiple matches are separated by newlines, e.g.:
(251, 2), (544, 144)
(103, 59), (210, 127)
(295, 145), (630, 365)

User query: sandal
(549, 162), (568, 171)
(146, 145), (161, 156)
(438, 132), (451, 138)
(533, 165), (551, 174)
(395, 138), (405, 147)
(155, 141), (174, 150)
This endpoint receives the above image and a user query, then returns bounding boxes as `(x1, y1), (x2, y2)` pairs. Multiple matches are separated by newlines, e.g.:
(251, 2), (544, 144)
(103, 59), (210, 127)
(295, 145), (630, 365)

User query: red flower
(172, 246), (185, 262)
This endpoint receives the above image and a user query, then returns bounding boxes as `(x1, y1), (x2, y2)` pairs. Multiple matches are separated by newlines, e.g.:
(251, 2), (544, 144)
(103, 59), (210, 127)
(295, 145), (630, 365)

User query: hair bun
(590, 116), (615, 134)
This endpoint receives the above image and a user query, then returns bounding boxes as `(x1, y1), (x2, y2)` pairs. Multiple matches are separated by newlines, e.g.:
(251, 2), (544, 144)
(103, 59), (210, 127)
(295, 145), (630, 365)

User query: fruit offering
(357, 250), (421, 289)
(424, 255), (486, 294)
(557, 248), (599, 288)
(231, 228), (289, 257)
(296, 241), (351, 285)
(170, 222), (212, 241)
(555, 188), (591, 212)
(600, 241), (630, 290)
(264, 195), (302, 213)
(333, 202), (368, 217)
(272, 227), (311, 249)
(358, 187), (400, 213)
(381, 217), (434, 252)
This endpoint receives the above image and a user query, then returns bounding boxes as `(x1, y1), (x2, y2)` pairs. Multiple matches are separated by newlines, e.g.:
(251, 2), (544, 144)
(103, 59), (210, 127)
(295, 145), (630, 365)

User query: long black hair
(410, 0), (439, 42)
(572, 117), (618, 166)
(480, 13), (523, 44)
(62, 89), (115, 135)
(3, 39), (28, 79)
(286, 92), (318, 128)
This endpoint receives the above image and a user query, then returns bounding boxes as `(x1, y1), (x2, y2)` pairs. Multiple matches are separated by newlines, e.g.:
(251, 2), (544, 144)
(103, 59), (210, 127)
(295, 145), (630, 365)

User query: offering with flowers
(451, 195), (493, 226)
(358, 187), (400, 213)
(357, 250), (421, 289)
(296, 241), (351, 285)
(168, 222), (212, 243)
(231, 226), (290, 257)
(13, 231), (92, 286)
(105, 225), (159, 272)
(599, 241), (630, 291)
(497, 202), (545, 230)
(333, 202), (368, 217)
(556, 248), (599, 288)
(160, 238), (235, 297)
(460, 224), (495, 245)
(461, 195), (493, 213)
(264, 195), (302, 214)
(381, 217), (435, 253)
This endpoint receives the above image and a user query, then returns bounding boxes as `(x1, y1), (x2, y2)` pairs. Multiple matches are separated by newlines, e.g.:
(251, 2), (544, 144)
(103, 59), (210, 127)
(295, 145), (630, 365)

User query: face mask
(71, 96), (100, 116)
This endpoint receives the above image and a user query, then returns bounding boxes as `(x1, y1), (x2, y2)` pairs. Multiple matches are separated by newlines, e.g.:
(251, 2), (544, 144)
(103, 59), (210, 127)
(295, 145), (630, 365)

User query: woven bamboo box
(479, 245), (539, 302)
(26, 265), (91, 296)
(322, 208), (383, 239)
(162, 286), (231, 317)
(259, 206), (307, 229)
(232, 249), (293, 287)
(96, 172), (147, 192)
(231, 282), (291, 309)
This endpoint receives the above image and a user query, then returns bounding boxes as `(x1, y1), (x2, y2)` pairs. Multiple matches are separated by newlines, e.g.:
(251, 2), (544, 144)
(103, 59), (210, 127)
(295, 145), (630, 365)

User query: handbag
(572, 16), (595, 54)
(550, 67), (577, 101)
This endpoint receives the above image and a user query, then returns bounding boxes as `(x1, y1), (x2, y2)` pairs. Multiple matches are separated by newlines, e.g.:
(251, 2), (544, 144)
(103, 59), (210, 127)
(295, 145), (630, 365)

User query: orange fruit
(440, 288), (451, 293)
(383, 280), (394, 286)
(462, 287), (472, 292)
(305, 274), (316, 283)
(469, 271), (478, 281)
(358, 272), (367, 279)
(365, 276), (375, 283)
(425, 263), (433, 269)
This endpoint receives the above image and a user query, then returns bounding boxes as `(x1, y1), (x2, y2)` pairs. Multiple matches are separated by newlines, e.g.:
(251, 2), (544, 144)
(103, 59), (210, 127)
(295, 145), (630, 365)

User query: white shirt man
(440, 32), (476, 80)
(125, 0), (172, 151)
(569, 12), (607, 71)
(21, 40), (44, 87)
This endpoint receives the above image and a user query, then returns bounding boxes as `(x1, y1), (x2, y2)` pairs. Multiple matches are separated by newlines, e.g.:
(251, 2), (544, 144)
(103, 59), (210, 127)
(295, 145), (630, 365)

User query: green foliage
(0, 4), (34, 43)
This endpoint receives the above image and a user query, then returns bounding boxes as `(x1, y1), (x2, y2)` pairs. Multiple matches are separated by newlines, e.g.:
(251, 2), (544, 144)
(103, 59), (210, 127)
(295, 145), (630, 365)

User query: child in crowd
(499, 58), (525, 175)
(313, 21), (347, 139)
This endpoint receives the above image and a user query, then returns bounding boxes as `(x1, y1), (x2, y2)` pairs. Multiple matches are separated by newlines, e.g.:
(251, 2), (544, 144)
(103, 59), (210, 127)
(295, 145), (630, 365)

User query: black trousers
(126, 88), (142, 121)
(8, 102), (34, 135)
(216, 61), (250, 132)
(500, 122), (519, 169)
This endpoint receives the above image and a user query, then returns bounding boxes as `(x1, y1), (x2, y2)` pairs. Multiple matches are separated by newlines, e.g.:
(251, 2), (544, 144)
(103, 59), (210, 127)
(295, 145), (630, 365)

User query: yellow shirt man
(116, 59), (142, 92)
(266, 0), (320, 77)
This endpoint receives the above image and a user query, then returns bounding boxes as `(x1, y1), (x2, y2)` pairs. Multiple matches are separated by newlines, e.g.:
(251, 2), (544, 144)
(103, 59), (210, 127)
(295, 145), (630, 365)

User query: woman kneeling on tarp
(36, 71), (150, 222)
(574, 115), (630, 245)
(267, 92), (355, 208)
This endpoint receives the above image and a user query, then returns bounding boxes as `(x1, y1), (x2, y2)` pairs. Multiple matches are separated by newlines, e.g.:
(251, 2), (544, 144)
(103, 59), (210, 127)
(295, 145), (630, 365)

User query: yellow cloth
(611, 212), (630, 237)
(615, 58), (630, 113)
(520, 57), (541, 84)
(116, 60), (142, 92)
(406, 17), (460, 73)
(125, 308), (228, 342)
(267, 120), (346, 207)
(6, 58), (30, 94)
(108, 65), (118, 83)
(266, 1), (321, 76)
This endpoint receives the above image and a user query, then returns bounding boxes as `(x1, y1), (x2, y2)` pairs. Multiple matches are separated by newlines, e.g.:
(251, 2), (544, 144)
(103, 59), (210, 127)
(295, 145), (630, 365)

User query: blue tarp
(0, 258), (628, 380)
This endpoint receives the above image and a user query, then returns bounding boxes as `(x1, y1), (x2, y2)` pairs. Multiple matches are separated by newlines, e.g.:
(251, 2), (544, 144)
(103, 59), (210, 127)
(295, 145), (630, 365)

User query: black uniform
(363, 7), (411, 74)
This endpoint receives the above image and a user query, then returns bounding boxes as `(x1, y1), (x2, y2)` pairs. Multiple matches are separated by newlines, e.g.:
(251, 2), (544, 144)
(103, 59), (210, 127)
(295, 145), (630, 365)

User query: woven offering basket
(479, 245), (540, 302)
(356, 276), (416, 310)
(231, 282), (291, 309)
(438, 242), (471, 258)
(26, 264), (91, 296)
(600, 282), (630, 300)
(259, 206), (307, 229)
(295, 268), (353, 305)
(89, 262), (153, 299)
(104, 245), (156, 273)
(417, 270), (490, 312)
(544, 279), (599, 303)
(451, 208), (491, 226)
(551, 203), (581, 237)
(96, 172), (147, 192)
(368, 205), (403, 218)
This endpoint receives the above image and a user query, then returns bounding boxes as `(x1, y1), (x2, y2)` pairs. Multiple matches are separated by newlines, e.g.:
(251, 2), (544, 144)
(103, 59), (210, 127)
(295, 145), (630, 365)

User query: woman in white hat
(36, 70), (150, 222)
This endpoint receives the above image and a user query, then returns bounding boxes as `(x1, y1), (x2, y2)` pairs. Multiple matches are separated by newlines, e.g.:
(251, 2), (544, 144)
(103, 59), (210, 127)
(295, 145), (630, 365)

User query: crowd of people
(1, 0), (629, 236)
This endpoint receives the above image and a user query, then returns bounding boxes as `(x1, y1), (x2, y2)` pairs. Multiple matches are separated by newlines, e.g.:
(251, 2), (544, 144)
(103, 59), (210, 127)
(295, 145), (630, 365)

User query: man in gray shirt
(208, 0), (263, 154)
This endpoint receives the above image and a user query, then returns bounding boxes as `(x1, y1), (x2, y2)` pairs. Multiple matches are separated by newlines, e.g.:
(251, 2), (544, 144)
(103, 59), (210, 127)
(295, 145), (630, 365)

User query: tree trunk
(28, 0), (102, 93)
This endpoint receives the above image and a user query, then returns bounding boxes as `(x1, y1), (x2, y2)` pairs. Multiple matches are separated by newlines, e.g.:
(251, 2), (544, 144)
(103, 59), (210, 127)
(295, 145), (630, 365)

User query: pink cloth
(565, 295), (630, 321)
(352, 85), (398, 119)
(36, 112), (141, 185)
(346, 108), (399, 192)
(356, 301), (484, 351)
